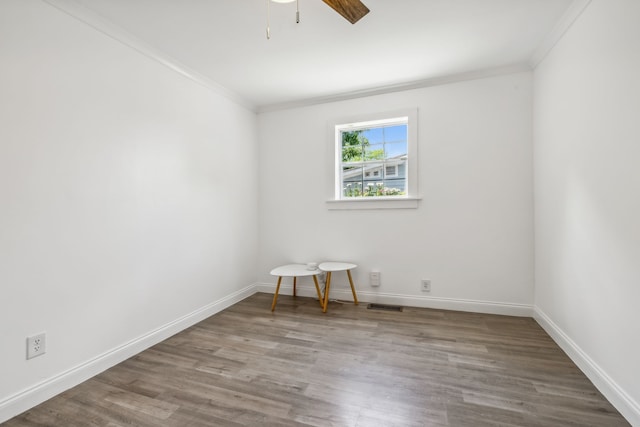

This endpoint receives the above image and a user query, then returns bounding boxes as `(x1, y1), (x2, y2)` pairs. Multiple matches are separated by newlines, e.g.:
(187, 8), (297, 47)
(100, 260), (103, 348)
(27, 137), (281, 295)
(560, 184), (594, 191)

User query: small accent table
(318, 262), (359, 313)
(270, 264), (324, 311)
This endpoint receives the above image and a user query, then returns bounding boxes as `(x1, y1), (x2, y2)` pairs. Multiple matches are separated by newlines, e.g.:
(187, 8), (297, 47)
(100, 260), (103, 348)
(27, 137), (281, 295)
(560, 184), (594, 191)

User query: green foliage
(366, 149), (384, 160)
(341, 131), (364, 162)
(341, 130), (385, 162)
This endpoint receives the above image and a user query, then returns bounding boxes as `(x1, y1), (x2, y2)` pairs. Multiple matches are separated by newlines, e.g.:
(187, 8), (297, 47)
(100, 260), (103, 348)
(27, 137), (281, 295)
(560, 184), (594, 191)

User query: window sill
(326, 197), (421, 210)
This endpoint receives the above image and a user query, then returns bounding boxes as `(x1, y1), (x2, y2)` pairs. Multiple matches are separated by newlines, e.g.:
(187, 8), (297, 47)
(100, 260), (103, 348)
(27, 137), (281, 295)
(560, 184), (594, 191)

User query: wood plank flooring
(4, 293), (630, 426)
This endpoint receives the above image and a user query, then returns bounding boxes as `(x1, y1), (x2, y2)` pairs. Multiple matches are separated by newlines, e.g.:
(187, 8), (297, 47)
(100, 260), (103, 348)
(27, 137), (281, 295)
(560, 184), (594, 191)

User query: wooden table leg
(322, 272), (332, 313)
(347, 269), (359, 305)
(293, 276), (297, 297)
(312, 275), (324, 308)
(271, 276), (283, 311)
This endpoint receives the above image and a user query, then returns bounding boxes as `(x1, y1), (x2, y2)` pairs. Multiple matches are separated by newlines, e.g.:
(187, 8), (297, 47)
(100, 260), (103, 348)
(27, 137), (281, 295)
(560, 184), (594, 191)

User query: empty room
(1, 0), (638, 425)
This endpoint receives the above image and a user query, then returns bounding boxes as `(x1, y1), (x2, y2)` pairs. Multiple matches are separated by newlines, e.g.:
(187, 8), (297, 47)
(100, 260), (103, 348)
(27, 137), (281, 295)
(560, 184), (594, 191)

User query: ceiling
(52, 0), (580, 111)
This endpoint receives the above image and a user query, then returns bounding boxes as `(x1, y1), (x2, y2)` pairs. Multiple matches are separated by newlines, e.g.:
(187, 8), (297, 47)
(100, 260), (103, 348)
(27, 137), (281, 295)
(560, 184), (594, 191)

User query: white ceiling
(53, 0), (580, 111)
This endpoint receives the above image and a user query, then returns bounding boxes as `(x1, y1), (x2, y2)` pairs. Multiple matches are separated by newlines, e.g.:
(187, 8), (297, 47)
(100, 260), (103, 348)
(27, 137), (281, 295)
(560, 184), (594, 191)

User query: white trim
(258, 63), (531, 113)
(328, 108), (419, 207)
(534, 307), (639, 426)
(529, 0), (592, 68)
(256, 282), (533, 317)
(41, 0), (255, 112)
(326, 197), (420, 210)
(0, 284), (258, 424)
(39, 0), (540, 114)
(16, 283), (639, 425)
(38, 0), (571, 114)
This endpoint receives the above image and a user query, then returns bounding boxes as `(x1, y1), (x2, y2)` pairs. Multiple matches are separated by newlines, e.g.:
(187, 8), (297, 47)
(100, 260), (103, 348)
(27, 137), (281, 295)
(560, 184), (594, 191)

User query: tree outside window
(339, 122), (408, 198)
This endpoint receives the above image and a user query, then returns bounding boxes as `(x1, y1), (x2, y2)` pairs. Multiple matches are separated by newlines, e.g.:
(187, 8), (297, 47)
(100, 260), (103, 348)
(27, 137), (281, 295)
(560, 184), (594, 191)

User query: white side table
(318, 262), (359, 313)
(269, 264), (323, 311)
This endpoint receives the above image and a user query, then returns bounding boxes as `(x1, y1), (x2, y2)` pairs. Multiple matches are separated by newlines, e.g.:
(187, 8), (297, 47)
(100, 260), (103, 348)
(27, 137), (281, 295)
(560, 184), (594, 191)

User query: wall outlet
(27, 333), (46, 359)
(370, 271), (381, 287)
(421, 279), (431, 292)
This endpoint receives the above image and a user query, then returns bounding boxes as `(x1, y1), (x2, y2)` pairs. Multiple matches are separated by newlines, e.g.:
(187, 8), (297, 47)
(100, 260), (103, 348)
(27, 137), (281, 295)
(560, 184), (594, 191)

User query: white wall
(7, 0), (637, 423)
(0, 0), (258, 421)
(533, 0), (640, 423)
(258, 72), (534, 315)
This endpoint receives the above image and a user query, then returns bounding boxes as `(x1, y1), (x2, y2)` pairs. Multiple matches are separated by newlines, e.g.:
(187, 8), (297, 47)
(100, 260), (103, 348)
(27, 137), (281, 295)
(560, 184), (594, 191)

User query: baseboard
(255, 283), (533, 317)
(534, 307), (639, 426)
(14, 286), (634, 425)
(0, 284), (258, 424)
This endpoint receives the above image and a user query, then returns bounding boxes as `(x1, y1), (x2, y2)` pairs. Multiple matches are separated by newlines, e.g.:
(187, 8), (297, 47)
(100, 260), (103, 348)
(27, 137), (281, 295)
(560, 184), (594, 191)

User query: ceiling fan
(267, 0), (369, 39)
(270, 0), (369, 25)
(321, 0), (370, 24)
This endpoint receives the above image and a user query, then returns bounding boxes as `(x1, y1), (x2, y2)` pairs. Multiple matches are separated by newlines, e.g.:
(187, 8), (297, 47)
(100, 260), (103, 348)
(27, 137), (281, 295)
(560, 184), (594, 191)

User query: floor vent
(367, 303), (404, 312)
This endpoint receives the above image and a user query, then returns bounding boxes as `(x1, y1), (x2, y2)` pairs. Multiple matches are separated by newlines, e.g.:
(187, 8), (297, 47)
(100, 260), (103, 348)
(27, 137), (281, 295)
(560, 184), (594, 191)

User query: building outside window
(328, 109), (418, 210)
(338, 117), (409, 198)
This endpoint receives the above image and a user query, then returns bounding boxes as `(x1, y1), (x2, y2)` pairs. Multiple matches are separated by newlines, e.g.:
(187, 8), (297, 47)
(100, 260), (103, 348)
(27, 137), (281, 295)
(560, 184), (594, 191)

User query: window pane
(363, 162), (383, 182)
(336, 117), (412, 199)
(342, 166), (363, 198)
(343, 165), (363, 181)
(384, 164), (398, 178)
(384, 140), (407, 160)
(341, 130), (365, 162)
(362, 127), (383, 144)
(364, 143), (384, 161)
(341, 130), (365, 147)
(383, 125), (407, 143)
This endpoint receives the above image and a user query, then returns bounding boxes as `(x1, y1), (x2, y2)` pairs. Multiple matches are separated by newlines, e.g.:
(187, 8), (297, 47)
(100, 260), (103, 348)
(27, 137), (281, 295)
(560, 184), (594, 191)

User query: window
(328, 109), (419, 209)
(385, 164), (398, 178)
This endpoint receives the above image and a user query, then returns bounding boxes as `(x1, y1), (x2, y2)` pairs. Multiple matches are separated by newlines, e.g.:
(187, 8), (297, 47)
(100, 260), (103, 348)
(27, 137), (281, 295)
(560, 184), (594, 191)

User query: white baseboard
(255, 282), (533, 317)
(534, 307), (639, 426)
(10, 285), (635, 426)
(0, 284), (258, 424)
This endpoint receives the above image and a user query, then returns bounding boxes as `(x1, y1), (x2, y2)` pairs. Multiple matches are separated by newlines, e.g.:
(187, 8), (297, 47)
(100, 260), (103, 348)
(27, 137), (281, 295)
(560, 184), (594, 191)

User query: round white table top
(270, 264), (319, 277)
(318, 262), (357, 272)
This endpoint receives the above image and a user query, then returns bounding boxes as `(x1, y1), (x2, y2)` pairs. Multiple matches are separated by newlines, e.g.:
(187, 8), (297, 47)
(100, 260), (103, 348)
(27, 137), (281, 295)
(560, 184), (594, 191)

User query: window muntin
(337, 119), (409, 199)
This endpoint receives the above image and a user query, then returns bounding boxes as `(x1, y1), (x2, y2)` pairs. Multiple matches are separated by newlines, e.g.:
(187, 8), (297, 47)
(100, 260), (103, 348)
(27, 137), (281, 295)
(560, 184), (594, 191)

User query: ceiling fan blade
(321, 0), (370, 24)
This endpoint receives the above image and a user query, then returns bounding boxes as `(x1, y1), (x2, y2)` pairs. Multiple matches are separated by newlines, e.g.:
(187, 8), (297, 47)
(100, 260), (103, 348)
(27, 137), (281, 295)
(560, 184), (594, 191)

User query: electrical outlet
(370, 271), (381, 287)
(27, 333), (46, 359)
(421, 279), (431, 292)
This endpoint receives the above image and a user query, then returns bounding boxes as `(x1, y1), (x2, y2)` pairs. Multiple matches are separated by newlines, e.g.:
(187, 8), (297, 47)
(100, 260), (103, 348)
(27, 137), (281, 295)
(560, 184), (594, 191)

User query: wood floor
(5, 293), (629, 426)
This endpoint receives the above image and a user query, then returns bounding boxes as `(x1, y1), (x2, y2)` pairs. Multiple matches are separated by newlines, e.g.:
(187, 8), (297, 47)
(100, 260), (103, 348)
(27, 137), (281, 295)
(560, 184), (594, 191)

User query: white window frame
(327, 108), (420, 210)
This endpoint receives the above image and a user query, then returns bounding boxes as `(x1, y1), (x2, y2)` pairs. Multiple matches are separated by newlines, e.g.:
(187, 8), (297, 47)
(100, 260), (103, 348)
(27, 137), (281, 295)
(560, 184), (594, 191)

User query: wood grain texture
(322, 0), (370, 24)
(4, 293), (630, 426)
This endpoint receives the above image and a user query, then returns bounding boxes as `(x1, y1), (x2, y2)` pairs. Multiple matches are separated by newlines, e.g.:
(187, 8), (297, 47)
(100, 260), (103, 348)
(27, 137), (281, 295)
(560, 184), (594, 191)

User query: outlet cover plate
(370, 271), (381, 287)
(421, 279), (431, 292)
(27, 333), (46, 359)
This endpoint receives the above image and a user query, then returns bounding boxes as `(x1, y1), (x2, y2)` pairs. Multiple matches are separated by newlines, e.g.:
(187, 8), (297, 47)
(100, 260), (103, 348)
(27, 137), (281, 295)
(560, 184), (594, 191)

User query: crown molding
(529, 0), (592, 68)
(257, 63), (532, 114)
(40, 0), (588, 115)
(41, 0), (256, 112)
